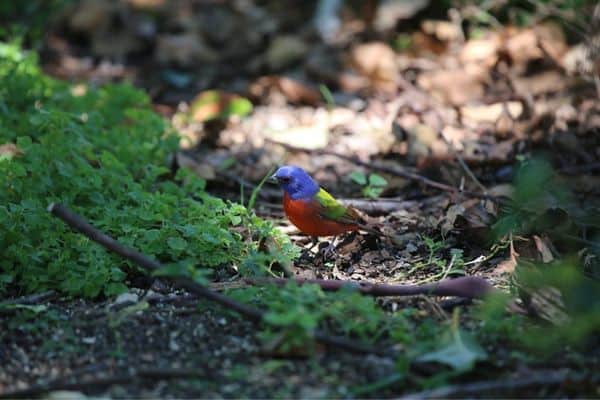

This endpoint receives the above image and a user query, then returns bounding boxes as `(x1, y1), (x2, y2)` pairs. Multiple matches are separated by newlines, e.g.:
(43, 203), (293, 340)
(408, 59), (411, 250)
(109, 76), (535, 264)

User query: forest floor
(1, 1), (599, 398)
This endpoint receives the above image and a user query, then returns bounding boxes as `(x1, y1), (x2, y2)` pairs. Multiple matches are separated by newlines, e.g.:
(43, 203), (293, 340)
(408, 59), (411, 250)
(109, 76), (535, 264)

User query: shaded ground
(1, 292), (397, 398)
(2, 0), (600, 398)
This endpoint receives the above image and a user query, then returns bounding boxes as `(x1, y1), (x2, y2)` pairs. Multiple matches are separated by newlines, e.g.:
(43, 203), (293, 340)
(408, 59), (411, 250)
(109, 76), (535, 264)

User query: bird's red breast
(283, 192), (358, 237)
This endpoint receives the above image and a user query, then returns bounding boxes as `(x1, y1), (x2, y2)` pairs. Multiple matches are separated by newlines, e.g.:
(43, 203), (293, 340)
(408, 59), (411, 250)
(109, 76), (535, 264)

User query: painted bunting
(271, 165), (361, 242)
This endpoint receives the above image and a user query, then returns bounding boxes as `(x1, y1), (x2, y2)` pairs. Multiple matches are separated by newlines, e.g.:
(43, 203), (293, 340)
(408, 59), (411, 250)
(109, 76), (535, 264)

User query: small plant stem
(248, 166), (275, 210)
(414, 253), (457, 285)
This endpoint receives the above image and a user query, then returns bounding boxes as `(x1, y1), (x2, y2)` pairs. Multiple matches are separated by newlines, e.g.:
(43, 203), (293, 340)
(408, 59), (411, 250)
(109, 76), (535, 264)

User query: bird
(271, 165), (362, 252)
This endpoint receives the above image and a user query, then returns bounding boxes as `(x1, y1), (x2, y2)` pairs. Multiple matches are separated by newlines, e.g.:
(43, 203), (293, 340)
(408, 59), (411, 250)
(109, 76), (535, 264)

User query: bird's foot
(321, 236), (338, 259)
(306, 237), (320, 251)
(298, 237), (320, 261)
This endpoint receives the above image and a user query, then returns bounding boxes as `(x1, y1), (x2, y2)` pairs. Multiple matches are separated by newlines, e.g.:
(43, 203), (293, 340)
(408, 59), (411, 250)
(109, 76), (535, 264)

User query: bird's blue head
(272, 165), (319, 200)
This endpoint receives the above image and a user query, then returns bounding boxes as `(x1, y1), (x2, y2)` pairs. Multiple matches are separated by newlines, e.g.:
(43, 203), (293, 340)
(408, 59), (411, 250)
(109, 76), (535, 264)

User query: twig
(337, 198), (419, 214)
(400, 369), (589, 399)
(0, 290), (58, 308)
(0, 367), (221, 399)
(441, 133), (488, 194)
(266, 139), (503, 203)
(559, 162), (600, 175)
(1, 375), (132, 399)
(47, 203), (379, 355)
(245, 275), (495, 299)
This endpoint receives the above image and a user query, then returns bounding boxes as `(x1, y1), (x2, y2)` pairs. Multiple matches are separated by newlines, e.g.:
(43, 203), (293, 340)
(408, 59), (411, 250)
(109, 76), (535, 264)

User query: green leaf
(167, 236), (187, 251)
(225, 97), (253, 118)
(349, 171), (367, 185)
(368, 173), (387, 187)
(363, 186), (384, 199)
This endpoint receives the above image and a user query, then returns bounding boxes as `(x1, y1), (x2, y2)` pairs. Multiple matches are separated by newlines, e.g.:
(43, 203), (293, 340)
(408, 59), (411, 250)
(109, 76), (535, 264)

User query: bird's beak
(269, 174), (279, 184)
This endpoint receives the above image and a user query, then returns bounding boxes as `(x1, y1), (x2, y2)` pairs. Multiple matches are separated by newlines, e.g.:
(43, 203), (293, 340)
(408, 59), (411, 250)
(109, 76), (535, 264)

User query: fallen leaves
(248, 76), (321, 105)
(349, 42), (398, 92)
(189, 90), (253, 123)
(417, 69), (485, 106)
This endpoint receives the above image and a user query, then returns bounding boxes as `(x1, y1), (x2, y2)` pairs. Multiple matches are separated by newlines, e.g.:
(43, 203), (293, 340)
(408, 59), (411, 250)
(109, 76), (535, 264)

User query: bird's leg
(323, 236), (338, 258)
(306, 236), (319, 251)
(299, 237), (319, 261)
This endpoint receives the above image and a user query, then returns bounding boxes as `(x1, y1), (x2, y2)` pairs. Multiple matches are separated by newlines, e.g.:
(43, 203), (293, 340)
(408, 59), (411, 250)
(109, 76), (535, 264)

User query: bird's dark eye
(280, 177), (290, 183)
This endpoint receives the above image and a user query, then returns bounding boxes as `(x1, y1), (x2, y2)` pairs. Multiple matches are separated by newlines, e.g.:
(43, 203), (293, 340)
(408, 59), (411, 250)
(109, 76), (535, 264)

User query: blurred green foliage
(0, 1), (72, 45)
(0, 42), (296, 297)
(445, 0), (596, 38)
(349, 171), (388, 199)
(484, 156), (599, 355)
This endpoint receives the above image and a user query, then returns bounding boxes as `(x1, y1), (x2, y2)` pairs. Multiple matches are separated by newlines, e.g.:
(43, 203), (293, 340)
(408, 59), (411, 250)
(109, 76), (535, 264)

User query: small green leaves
(368, 173), (387, 187)
(349, 171), (367, 185)
(0, 43), (296, 298)
(349, 171), (388, 198)
(167, 236), (187, 252)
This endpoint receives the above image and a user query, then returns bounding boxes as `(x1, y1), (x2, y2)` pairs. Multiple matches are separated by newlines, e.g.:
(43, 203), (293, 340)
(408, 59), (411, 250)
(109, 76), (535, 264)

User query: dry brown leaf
(188, 90), (251, 123)
(460, 36), (501, 67)
(411, 32), (450, 57)
(461, 102), (523, 124)
(417, 69), (484, 106)
(562, 42), (598, 76)
(440, 204), (466, 236)
(406, 124), (438, 159)
(0, 143), (23, 159)
(266, 124), (329, 150)
(248, 76), (320, 105)
(374, 0), (430, 31)
(421, 20), (462, 42)
(349, 42), (398, 92)
(533, 235), (554, 263)
(512, 71), (568, 97)
(127, 0), (166, 10)
(504, 28), (543, 65)
(493, 240), (519, 276)
(535, 22), (568, 65)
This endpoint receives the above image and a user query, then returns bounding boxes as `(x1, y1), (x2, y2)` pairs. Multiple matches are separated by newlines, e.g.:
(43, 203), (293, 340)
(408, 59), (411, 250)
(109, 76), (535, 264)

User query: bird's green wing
(314, 188), (360, 224)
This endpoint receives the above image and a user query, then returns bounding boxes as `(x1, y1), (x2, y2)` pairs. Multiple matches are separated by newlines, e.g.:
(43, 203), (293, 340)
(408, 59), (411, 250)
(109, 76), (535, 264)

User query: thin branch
(400, 369), (590, 399)
(559, 162), (600, 175)
(337, 198), (419, 214)
(442, 134), (488, 194)
(245, 275), (495, 299)
(266, 139), (503, 203)
(0, 290), (57, 308)
(0, 367), (221, 399)
(47, 203), (379, 355)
